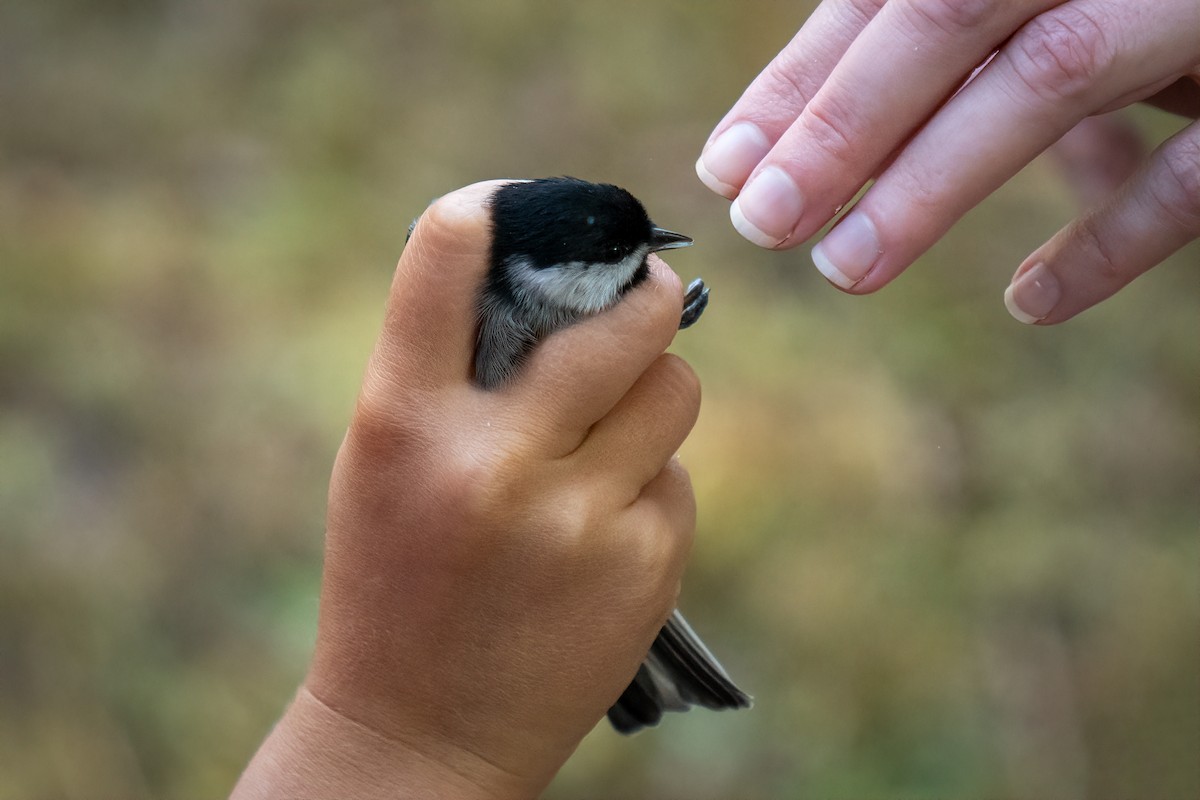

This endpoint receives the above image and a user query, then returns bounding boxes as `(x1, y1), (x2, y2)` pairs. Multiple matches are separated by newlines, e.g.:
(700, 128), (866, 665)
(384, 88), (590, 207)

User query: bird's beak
(649, 227), (693, 252)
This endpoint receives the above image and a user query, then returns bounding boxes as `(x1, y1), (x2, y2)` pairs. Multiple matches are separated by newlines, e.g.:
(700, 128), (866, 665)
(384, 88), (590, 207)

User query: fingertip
(811, 242), (858, 290)
(407, 179), (509, 261)
(646, 253), (685, 302)
(1002, 255), (1067, 327)
(696, 122), (771, 199)
(1003, 283), (1040, 325)
(377, 180), (514, 394)
(696, 155), (740, 199)
(730, 199), (786, 249)
(631, 255), (686, 353)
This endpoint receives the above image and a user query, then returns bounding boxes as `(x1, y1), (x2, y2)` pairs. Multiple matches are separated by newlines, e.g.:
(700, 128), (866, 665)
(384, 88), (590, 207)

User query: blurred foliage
(1, 1), (1197, 798)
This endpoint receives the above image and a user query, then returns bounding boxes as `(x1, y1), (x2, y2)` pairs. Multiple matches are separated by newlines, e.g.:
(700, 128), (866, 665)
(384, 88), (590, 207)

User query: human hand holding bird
(234, 178), (744, 800)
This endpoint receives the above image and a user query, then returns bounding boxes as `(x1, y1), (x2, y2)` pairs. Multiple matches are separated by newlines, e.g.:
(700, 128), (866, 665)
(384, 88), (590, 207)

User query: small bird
(476, 177), (706, 389)
(469, 176), (751, 733)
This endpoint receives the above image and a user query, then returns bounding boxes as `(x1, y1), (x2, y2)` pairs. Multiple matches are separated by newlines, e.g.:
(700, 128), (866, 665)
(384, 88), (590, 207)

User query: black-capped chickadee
(477, 177), (708, 389)
(412, 177), (751, 734)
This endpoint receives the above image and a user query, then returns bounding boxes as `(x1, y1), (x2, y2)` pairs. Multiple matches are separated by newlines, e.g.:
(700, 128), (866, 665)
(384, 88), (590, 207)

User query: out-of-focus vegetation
(1, 1), (1196, 797)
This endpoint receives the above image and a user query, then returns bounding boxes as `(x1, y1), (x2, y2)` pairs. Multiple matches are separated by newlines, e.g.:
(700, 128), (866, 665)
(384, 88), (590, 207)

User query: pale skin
(696, 0), (1200, 324)
(231, 181), (701, 799)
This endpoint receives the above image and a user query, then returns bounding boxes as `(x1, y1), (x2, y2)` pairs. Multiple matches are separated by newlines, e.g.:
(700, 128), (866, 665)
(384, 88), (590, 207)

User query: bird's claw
(679, 278), (709, 330)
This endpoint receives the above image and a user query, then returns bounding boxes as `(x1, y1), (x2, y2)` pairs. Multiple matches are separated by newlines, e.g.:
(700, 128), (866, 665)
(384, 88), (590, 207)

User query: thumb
(371, 180), (509, 398)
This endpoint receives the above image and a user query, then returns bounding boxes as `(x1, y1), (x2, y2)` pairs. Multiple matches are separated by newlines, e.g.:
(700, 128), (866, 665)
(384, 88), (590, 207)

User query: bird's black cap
(489, 177), (689, 270)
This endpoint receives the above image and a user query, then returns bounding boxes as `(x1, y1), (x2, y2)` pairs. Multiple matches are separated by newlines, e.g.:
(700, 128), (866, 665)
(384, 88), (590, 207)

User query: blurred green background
(2, 1), (1197, 798)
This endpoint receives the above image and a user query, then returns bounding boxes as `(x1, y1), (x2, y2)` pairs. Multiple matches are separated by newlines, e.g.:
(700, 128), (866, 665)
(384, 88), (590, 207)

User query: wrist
(231, 685), (545, 800)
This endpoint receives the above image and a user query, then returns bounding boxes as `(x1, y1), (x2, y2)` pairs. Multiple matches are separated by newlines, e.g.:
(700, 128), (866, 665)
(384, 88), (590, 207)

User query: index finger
(729, 0), (1052, 251)
(696, 0), (885, 198)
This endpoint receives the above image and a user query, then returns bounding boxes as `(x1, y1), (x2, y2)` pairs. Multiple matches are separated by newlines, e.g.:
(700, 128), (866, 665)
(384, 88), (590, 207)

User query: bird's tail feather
(607, 610), (752, 734)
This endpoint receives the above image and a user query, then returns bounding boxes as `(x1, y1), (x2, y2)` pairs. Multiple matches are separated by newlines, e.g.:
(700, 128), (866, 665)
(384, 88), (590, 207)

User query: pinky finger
(1005, 119), (1200, 326)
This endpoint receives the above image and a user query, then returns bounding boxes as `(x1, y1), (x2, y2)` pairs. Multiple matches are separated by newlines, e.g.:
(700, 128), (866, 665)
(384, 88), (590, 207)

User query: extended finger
(728, 0), (1057, 250)
(808, 0), (1200, 294)
(696, 0), (887, 198)
(1004, 118), (1200, 325)
(575, 353), (701, 501)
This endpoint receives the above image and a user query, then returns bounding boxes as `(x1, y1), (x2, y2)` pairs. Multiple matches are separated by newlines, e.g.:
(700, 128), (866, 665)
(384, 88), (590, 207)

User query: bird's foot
(679, 278), (709, 330)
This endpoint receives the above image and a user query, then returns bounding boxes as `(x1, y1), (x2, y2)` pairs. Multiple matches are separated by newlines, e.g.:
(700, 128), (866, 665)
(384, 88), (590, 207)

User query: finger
(729, 0), (1055, 249)
(576, 353), (701, 501)
(808, 0), (1200, 294)
(623, 458), (696, 595)
(503, 255), (686, 452)
(369, 180), (509, 397)
(696, 0), (887, 199)
(1004, 118), (1200, 325)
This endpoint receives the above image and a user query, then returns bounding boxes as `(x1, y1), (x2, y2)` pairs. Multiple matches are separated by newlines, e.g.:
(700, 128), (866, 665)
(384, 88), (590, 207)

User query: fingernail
(811, 211), (880, 289)
(696, 123), (771, 198)
(729, 167), (803, 248)
(1004, 262), (1060, 324)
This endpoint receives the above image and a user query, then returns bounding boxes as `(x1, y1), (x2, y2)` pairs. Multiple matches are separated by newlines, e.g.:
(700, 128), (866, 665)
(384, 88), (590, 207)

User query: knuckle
(800, 92), (861, 168)
(667, 460), (697, 532)
(762, 48), (820, 111)
(1073, 215), (1123, 284)
(530, 483), (619, 565)
(1008, 7), (1115, 104)
(551, 482), (596, 535)
(825, 0), (889, 40)
(624, 515), (677, 577)
(593, 470), (695, 602)
(346, 382), (422, 465)
(884, 157), (944, 215)
(1152, 133), (1200, 231)
(455, 444), (539, 524)
(905, 0), (996, 38)
(651, 461), (697, 554)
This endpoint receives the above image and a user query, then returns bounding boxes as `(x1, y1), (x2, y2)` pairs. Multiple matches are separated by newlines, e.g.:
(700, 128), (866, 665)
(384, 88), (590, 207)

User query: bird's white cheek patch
(506, 248), (649, 315)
